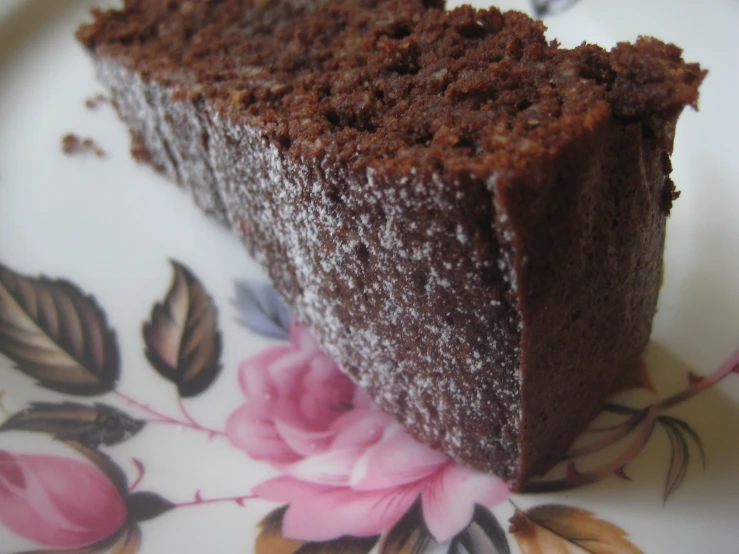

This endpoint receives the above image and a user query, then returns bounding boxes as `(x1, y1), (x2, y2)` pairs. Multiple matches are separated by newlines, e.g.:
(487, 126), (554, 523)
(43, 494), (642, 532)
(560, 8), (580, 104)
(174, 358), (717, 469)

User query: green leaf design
(126, 491), (175, 523)
(255, 506), (379, 554)
(143, 261), (222, 398)
(0, 263), (119, 396)
(601, 404), (641, 415)
(449, 505), (510, 554)
(0, 401), (145, 448)
(658, 416), (701, 502)
(659, 415), (706, 470)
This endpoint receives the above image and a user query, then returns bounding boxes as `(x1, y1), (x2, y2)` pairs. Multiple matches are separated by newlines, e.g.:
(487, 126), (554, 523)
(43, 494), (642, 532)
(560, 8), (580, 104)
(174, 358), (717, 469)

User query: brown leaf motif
(0, 263), (119, 396)
(510, 504), (644, 554)
(109, 525), (142, 554)
(255, 507), (305, 554)
(531, 0), (583, 17)
(255, 506), (379, 554)
(0, 401), (145, 448)
(143, 261), (222, 398)
(450, 505), (510, 554)
(380, 500), (439, 554)
(126, 491), (175, 523)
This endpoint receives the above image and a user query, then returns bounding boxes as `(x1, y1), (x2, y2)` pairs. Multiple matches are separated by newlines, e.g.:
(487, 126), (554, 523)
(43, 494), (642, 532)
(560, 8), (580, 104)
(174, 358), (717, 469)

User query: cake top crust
(78, 0), (705, 182)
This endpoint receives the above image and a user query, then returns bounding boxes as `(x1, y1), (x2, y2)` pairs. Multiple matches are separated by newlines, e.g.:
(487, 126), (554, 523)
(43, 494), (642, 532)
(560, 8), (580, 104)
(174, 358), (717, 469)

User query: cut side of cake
(77, 0), (705, 488)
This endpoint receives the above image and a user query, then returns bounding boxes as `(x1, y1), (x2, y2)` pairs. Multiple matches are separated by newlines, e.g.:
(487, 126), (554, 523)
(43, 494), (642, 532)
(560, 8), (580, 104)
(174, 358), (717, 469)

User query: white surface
(0, 1), (738, 553)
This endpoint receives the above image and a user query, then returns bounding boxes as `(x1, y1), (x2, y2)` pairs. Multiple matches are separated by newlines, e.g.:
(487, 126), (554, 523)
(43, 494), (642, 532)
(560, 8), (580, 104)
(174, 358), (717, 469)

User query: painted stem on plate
(113, 390), (226, 438)
(174, 490), (257, 509)
(658, 351), (739, 410)
(129, 458), (146, 492)
(522, 350), (739, 493)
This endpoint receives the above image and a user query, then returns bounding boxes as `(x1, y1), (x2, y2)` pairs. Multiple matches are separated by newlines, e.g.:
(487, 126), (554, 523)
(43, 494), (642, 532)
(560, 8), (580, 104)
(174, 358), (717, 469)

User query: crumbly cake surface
(77, 0), (705, 486)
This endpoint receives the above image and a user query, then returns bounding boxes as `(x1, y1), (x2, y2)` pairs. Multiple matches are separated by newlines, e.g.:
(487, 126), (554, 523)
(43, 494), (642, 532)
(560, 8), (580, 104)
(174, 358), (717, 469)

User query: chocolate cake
(77, 0), (705, 488)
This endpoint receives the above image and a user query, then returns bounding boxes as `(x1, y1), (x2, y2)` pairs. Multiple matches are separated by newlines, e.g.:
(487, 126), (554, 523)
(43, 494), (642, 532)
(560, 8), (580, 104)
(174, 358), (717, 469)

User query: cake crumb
(61, 134), (106, 158)
(84, 93), (108, 110)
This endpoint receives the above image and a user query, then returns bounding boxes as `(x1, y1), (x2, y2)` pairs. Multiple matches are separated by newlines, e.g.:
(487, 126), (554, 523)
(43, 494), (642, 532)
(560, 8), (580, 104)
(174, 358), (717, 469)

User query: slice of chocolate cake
(77, 0), (705, 488)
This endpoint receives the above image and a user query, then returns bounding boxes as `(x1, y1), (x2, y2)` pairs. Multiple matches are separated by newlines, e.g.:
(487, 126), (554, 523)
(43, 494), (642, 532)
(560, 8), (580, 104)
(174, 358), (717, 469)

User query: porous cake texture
(77, 0), (705, 487)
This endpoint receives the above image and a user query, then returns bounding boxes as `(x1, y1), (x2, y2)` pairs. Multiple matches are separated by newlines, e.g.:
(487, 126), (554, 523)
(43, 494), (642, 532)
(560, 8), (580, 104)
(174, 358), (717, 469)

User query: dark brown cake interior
(78, 0), (703, 177)
(77, 0), (705, 485)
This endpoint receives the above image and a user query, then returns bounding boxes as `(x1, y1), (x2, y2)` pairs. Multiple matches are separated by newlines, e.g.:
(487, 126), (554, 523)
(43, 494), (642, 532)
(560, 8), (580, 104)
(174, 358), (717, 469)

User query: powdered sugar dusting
(94, 58), (524, 479)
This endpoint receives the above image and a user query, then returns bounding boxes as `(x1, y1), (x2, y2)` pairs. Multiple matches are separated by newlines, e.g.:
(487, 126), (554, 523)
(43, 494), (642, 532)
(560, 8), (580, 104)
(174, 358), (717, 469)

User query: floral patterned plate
(1, 0), (738, 552)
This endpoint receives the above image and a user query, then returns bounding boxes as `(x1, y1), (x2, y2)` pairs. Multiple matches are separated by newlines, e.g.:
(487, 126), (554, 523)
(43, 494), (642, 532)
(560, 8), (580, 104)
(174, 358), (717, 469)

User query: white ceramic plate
(1, 1), (737, 552)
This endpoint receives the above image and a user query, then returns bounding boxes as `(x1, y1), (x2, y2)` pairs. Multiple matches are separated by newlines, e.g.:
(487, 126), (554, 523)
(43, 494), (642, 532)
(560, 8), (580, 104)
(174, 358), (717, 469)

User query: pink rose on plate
(226, 324), (510, 543)
(0, 449), (127, 549)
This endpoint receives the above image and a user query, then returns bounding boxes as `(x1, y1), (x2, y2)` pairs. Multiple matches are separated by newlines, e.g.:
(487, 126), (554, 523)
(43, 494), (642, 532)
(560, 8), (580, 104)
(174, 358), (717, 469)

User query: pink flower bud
(0, 449), (127, 549)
